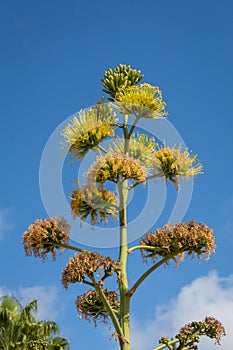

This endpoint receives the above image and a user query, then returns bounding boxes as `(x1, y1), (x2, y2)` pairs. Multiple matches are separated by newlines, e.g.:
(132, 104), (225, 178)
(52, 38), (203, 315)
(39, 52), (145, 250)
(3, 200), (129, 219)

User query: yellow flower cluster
(76, 289), (119, 325)
(108, 134), (157, 167)
(22, 217), (70, 261)
(140, 221), (215, 266)
(70, 186), (118, 225)
(87, 153), (147, 185)
(115, 83), (168, 118)
(154, 146), (203, 187)
(61, 103), (117, 158)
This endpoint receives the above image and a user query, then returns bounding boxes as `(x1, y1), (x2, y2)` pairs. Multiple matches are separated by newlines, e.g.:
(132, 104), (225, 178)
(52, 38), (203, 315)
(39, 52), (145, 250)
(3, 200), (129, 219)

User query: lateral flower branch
(22, 64), (226, 350)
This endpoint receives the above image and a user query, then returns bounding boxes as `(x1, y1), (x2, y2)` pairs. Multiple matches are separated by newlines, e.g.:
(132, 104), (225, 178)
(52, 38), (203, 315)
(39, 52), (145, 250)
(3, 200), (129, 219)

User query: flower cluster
(115, 83), (168, 118)
(62, 252), (121, 289)
(108, 134), (157, 167)
(87, 152), (147, 185)
(76, 289), (119, 325)
(101, 63), (144, 100)
(154, 146), (203, 187)
(177, 316), (226, 347)
(140, 221), (215, 266)
(22, 217), (70, 261)
(61, 102), (117, 159)
(71, 186), (118, 225)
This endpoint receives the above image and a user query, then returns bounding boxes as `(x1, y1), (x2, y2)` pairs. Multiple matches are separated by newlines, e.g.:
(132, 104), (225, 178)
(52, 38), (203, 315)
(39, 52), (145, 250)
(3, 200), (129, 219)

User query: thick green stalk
(118, 180), (130, 349)
(117, 114), (131, 349)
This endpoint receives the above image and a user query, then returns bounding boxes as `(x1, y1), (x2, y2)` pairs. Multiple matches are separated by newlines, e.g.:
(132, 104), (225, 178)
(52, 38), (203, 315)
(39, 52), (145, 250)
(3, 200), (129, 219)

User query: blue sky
(0, 1), (233, 349)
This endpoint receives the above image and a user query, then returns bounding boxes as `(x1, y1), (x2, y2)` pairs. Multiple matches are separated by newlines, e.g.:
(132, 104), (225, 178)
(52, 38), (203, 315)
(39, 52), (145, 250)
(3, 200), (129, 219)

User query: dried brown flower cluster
(76, 289), (119, 325)
(70, 186), (118, 225)
(87, 152), (147, 185)
(140, 221), (215, 265)
(177, 316), (226, 346)
(22, 217), (70, 261)
(62, 252), (121, 289)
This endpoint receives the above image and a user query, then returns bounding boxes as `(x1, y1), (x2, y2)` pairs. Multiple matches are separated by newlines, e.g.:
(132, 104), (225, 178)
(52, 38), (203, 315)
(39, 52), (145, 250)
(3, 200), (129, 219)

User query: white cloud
(131, 271), (233, 350)
(0, 285), (60, 321)
(18, 286), (59, 320)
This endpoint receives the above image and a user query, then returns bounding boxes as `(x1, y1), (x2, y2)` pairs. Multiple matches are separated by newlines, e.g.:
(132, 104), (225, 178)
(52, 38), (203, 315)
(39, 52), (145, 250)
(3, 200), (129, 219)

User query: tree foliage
(0, 295), (70, 349)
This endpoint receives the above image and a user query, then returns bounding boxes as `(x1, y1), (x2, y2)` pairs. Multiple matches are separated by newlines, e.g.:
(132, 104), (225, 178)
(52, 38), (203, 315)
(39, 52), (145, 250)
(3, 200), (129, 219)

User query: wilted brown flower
(22, 217), (70, 261)
(178, 316), (226, 346)
(76, 289), (119, 325)
(62, 252), (121, 289)
(70, 185), (118, 225)
(140, 221), (215, 266)
(204, 317), (226, 344)
(87, 152), (147, 185)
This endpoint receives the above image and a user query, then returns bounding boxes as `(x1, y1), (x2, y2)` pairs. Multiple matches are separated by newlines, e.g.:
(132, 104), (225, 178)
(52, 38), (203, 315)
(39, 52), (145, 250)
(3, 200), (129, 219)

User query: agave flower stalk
(22, 64), (226, 350)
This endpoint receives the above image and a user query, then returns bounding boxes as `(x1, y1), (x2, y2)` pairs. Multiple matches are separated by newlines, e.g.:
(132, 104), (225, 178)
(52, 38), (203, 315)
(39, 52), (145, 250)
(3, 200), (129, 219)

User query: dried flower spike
(140, 221), (215, 266)
(76, 289), (119, 325)
(177, 316), (226, 346)
(62, 252), (121, 289)
(22, 217), (70, 261)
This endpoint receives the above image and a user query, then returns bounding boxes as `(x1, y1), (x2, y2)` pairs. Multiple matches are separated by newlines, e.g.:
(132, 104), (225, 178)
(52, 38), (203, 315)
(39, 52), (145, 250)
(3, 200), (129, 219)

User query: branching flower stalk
(22, 64), (226, 350)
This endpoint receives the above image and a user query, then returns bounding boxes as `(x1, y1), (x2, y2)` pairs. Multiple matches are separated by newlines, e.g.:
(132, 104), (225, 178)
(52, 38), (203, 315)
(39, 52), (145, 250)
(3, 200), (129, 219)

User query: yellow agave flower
(154, 146), (203, 186)
(70, 186), (118, 225)
(87, 152), (147, 185)
(107, 134), (158, 167)
(61, 103), (117, 158)
(115, 83), (168, 118)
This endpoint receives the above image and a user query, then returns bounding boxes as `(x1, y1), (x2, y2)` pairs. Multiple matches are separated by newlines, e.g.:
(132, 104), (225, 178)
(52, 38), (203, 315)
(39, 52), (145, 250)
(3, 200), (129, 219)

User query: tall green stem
(117, 114), (131, 349)
(118, 180), (130, 349)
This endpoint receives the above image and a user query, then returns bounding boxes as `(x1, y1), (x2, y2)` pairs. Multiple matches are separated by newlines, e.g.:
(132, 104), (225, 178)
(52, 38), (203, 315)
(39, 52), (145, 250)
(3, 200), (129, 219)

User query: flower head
(101, 63), (144, 100)
(87, 152), (147, 185)
(154, 146), (203, 187)
(62, 252), (121, 289)
(61, 102), (117, 159)
(76, 289), (119, 325)
(140, 221), (215, 266)
(71, 186), (118, 225)
(22, 217), (70, 261)
(115, 83), (168, 118)
(177, 316), (226, 346)
(108, 134), (158, 167)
